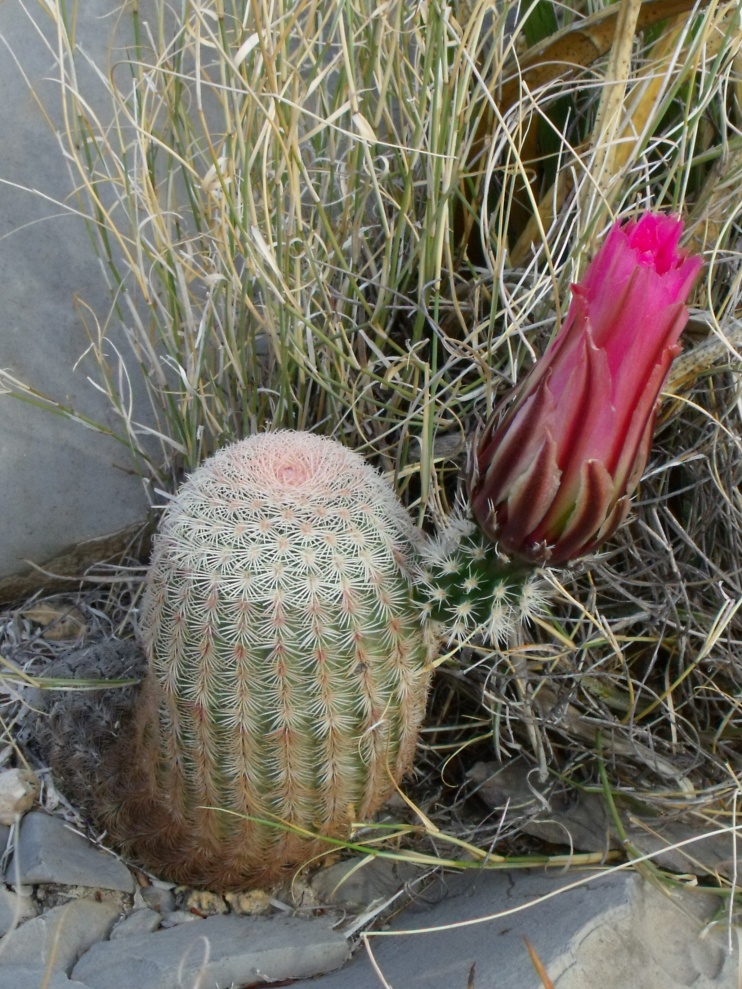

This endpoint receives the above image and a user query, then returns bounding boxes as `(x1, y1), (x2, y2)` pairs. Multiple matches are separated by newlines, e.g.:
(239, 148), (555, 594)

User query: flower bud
(469, 213), (702, 565)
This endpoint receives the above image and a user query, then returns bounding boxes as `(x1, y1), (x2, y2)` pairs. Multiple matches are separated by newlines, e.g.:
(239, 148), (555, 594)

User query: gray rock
(0, 898), (120, 974)
(468, 758), (612, 853)
(624, 818), (739, 882)
(311, 857), (422, 909)
(5, 812), (134, 893)
(134, 886), (176, 914)
(293, 868), (739, 989)
(0, 0), (154, 587)
(109, 908), (161, 940)
(72, 913), (350, 989)
(469, 759), (741, 881)
(0, 888), (37, 936)
(0, 967), (94, 989)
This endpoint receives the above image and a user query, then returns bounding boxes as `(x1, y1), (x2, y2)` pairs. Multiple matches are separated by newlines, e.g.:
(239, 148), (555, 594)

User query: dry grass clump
(2, 0), (742, 896)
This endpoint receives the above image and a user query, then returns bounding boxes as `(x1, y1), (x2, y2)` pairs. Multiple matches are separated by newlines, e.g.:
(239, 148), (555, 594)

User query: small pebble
(110, 907), (162, 939)
(224, 889), (273, 916)
(183, 889), (228, 916)
(276, 876), (319, 910)
(134, 885), (176, 913)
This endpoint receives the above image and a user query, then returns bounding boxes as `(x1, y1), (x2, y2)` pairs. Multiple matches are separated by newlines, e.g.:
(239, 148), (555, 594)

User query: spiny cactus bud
(100, 431), (433, 890)
(417, 513), (547, 645)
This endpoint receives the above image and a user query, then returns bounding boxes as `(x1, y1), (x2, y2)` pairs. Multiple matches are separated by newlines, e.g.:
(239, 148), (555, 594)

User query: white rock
(182, 889), (228, 916)
(224, 889), (272, 915)
(0, 770), (38, 825)
(159, 910), (202, 928)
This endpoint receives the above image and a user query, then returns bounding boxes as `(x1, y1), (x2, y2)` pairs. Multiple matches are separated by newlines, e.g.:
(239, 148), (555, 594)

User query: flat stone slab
(0, 898), (120, 974)
(0, 967), (93, 989)
(0, 1), (152, 586)
(5, 812), (134, 893)
(293, 868), (739, 989)
(72, 913), (350, 989)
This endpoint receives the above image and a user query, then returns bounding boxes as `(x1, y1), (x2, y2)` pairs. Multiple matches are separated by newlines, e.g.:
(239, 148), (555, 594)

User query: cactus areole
(109, 431), (432, 889)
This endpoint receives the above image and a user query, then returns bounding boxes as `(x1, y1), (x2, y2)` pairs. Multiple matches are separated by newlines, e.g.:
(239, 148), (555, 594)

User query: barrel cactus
(97, 430), (433, 889)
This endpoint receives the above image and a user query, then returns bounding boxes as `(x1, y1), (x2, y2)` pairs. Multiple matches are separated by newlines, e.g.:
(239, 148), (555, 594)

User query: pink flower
(469, 213), (703, 565)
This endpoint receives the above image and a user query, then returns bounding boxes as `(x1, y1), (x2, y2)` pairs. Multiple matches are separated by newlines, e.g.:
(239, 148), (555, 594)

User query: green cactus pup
(96, 431), (433, 889)
(417, 512), (548, 646)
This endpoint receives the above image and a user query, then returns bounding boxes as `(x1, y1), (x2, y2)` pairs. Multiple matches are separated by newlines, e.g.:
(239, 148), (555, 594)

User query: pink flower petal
(543, 459), (616, 564)
(499, 432), (561, 551)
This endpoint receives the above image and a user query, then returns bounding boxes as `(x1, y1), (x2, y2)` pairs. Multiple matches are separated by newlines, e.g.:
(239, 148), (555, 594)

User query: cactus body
(101, 431), (432, 889)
